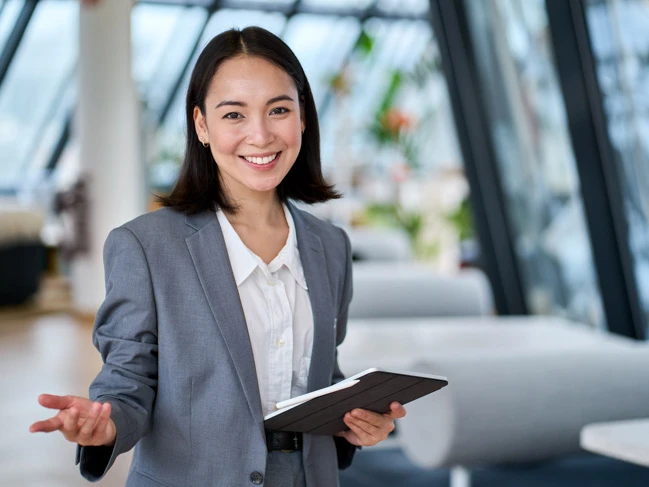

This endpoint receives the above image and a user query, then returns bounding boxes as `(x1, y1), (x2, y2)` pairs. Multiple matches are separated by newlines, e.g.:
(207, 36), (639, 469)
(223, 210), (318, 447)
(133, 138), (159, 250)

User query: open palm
(29, 394), (116, 447)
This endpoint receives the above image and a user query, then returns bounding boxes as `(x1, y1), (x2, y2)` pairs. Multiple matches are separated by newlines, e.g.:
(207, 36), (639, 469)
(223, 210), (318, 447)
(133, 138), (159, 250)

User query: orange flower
(380, 108), (412, 135)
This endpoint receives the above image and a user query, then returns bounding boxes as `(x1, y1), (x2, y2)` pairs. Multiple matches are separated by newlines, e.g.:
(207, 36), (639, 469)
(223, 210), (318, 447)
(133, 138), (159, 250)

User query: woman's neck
(224, 194), (285, 231)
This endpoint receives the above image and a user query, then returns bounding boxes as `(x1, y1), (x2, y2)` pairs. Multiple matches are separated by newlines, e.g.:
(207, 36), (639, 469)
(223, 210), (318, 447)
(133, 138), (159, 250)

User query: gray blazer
(76, 204), (356, 486)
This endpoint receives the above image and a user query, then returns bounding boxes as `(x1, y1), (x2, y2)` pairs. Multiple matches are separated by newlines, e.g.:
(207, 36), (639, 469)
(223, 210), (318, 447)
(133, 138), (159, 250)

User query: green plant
(363, 203), (423, 244)
(445, 197), (474, 241)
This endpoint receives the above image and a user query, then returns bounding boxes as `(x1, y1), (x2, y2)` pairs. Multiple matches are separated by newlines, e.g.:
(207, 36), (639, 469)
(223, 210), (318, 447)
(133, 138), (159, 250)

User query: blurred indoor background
(2, 0), (649, 486)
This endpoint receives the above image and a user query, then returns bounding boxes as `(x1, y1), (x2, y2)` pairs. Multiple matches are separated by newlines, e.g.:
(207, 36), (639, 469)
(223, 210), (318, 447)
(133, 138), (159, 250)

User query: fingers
(343, 410), (386, 446)
(342, 405), (406, 446)
(37, 394), (74, 410)
(78, 402), (102, 441)
(386, 402), (407, 419)
(29, 416), (63, 433)
(63, 407), (81, 433)
(93, 403), (112, 439)
(340, 428), (362, 446)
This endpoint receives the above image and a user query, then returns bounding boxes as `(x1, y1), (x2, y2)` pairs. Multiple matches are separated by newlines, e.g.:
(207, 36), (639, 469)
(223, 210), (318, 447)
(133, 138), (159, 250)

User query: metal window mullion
(545, 0), (644, 339)
(157, 4), (212, 124)
(428, 0), (527, 315)
(0, 0), (37, 88)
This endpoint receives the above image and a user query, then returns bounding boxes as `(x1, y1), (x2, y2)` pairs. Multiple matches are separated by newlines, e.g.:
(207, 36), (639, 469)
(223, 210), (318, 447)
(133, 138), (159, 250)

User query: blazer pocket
(132, 468), (179, 487)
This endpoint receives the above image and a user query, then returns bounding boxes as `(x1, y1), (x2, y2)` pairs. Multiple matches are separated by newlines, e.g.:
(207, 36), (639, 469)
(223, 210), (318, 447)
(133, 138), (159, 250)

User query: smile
(241, 152), (279, 165)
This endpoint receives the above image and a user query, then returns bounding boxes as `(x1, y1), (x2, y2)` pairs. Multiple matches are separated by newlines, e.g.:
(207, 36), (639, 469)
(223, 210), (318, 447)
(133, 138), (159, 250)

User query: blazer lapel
(289, 204), (336, 393)
(184, 211), (264, 424)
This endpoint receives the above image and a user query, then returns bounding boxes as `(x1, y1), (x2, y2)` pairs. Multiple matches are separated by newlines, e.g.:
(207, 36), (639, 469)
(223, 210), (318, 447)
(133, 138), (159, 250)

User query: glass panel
(377, 0), (430, 16)
(0, 0), (77, 191)
(227, 0), (295, 5)
(465, 0), (606, 328)
(132, 4), (207, 117)
(282, 14), (360, 107)
(315, 15), (467, 267)
(0, 0), (24, 54)
(584, 0), (649, 337)
(301, 0), (375, 8)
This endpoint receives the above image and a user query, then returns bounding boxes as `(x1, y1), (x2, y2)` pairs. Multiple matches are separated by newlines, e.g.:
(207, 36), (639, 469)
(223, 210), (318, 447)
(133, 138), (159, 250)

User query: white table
(581, 418), (649, 468)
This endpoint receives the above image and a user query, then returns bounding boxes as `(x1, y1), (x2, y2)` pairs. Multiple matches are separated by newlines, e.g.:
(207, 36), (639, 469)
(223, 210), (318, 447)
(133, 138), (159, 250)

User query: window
(465, 0), (606, 327)
(0, 0), (77, 191)
(585, 0), (649, 336)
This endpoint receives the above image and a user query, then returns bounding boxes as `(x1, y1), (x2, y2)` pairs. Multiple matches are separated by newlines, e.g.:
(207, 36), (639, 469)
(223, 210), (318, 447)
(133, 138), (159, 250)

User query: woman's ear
(193, 106), (207, 143)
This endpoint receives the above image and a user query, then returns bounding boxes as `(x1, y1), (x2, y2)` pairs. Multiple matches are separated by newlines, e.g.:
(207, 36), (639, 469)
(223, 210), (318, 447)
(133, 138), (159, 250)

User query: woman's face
(194, 55), (305, 202)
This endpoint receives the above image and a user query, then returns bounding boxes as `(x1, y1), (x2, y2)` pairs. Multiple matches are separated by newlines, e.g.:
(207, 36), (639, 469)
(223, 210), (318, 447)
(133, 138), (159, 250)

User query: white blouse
(216, 205), (314, 416)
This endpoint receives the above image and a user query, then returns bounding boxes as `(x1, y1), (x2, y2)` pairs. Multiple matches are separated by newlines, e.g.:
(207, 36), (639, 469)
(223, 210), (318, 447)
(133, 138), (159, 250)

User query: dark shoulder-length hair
(157, 26), (340, 215)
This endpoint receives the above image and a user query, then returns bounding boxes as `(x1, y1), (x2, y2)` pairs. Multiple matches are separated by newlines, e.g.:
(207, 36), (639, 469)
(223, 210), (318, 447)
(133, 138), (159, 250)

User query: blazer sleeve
(75, 227), (159, 481)
(332, 227), (358, 470)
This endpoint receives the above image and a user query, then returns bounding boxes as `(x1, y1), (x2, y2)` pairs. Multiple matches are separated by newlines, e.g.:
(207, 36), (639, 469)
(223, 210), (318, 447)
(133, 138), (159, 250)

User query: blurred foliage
(363, 202), (423, 243)
(355, 29), (374, 56)
(327, 28), (374, 96)
(445, 197), (474, 241)
(359, 202), (440, 259)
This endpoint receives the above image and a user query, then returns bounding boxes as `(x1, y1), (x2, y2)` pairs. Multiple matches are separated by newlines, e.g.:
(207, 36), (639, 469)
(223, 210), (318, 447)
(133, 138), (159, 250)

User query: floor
(0, 311), (131, 487)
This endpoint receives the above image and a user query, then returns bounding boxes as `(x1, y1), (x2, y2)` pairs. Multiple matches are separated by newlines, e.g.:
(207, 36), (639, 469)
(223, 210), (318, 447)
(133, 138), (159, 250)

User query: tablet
(264, 367), (448, 435)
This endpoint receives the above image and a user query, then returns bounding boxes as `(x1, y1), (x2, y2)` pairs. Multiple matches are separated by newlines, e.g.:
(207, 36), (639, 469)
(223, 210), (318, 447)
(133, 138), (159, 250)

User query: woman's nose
(246, 118), (274, 147)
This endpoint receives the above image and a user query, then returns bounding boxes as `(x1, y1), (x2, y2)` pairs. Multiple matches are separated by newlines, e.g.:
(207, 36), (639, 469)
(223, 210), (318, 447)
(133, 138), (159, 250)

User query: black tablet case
(264, 370), (448, 435)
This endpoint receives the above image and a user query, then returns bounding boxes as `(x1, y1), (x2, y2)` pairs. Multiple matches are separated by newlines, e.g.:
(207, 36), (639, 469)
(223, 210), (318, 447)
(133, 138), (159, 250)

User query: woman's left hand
(335, 402), (406, 447)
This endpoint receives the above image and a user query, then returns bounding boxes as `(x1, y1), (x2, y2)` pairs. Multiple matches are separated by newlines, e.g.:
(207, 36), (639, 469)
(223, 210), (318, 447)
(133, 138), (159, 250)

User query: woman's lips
(240, 151), (282, 171)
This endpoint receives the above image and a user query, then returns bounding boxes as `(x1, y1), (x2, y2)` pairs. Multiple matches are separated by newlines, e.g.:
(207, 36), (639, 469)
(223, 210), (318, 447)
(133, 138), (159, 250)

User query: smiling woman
(30, 26), (405, 487)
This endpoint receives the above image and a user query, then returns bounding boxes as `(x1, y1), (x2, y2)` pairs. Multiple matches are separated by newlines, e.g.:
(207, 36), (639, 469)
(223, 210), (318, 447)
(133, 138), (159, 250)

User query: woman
(30, 26), (405, 487)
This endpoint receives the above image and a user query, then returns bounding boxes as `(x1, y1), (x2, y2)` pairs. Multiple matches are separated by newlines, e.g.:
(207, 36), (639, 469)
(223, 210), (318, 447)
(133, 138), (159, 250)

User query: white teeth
(243, 153), (278, 165)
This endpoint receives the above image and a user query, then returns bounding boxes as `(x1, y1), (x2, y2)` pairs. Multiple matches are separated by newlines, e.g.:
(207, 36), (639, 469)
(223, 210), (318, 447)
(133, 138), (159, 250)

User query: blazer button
(250, 471), (264, 485)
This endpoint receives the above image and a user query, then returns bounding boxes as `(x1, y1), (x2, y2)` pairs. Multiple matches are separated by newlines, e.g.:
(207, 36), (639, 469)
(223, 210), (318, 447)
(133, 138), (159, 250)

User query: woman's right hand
(29, 394), (117, 447)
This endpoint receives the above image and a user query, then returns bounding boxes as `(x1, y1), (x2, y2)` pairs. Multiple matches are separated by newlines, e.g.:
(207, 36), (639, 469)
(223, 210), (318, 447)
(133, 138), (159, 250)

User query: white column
(72, 0), (144, 314)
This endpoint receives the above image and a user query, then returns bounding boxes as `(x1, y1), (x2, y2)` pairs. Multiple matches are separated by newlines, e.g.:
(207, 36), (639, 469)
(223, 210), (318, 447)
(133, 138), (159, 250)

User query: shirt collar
(269, 204), (308, 290)
(216, 204), (308, 290)
(216, 209), (258, 287)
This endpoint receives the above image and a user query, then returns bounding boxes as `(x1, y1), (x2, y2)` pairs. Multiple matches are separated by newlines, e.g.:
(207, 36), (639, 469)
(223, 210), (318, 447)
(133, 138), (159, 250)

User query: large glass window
(0, 0), (77, 191)
(132, 4), (207, 119)
(584, 0), (649, 337)
(465, 0), (606, 328)
(0, 0), (24, 54)
(287, 14), (465, 267)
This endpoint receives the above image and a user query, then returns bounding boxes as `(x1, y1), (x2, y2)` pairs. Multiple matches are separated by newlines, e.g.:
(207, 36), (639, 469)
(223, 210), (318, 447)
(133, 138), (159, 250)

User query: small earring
(201, 138), (209, 148)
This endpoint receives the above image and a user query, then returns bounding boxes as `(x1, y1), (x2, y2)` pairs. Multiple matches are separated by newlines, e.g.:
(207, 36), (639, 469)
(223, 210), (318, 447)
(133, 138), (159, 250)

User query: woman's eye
(223, 112), (242, 120)
(270, 107), (289, 115)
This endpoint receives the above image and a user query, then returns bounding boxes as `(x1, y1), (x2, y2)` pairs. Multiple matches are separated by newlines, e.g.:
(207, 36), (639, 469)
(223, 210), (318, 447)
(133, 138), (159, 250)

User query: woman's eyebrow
(215, 100), (245, 109)
(215, 95), (295, 110)
(266, 95), (294, 105)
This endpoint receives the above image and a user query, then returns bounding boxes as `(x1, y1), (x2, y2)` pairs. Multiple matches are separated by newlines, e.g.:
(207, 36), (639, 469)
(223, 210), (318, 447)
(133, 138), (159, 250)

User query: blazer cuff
(76, 399), (139, 481)
(334, 436), (359, 470)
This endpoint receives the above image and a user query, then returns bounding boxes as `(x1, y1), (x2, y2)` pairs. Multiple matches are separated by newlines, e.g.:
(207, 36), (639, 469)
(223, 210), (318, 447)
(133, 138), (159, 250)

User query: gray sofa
(349, 263), (494, 319)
